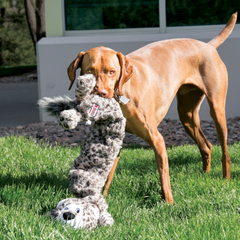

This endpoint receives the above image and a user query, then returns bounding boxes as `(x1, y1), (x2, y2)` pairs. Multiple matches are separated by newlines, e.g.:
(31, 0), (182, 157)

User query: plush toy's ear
(47, 208), (61, 218)
(116, 52), (133, 93)
(67, 52), (85, 90)
(56, 199), (67, 209)
(46, 199), (67, 218)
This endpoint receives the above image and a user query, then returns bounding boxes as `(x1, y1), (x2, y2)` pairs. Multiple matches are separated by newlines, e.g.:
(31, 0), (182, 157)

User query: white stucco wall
(37, 29), (240, 122)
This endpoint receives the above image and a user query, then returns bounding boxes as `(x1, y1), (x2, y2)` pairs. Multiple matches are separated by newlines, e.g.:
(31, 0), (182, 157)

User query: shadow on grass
(207, 169), (240, 180)
(123, 144), (152, 150)
(0, 172), (71, 213)
(231, 171), (240, 179)
(117, 153), (202, 178)
(169, 154), (202, 167)
(0, 172), (69, 190)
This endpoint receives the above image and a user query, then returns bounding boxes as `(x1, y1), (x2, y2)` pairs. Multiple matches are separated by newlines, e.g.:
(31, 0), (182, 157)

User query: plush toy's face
(56, 203), (84, 229)
(54, 199), (101, 229)
(75, 74), (96, 99)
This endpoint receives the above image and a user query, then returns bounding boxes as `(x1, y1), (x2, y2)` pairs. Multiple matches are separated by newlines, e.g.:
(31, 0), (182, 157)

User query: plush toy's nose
(63, 212), (75, 220)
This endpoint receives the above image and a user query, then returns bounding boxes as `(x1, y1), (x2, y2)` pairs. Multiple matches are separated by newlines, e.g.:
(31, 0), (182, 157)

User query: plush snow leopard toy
(47, 194), (114, 230)
(39, 74), (126, 229)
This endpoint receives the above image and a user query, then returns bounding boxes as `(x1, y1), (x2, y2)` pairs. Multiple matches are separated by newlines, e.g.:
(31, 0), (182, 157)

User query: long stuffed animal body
(39, 74), (126, 228)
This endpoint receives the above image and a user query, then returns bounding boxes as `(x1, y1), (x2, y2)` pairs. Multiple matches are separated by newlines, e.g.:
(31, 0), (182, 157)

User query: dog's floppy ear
(117, 52), (133, 93)
(67, 52), (85, 90)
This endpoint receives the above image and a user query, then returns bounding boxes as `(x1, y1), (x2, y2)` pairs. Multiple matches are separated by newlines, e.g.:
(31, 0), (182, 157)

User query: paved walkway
(0, 83), (40, 127)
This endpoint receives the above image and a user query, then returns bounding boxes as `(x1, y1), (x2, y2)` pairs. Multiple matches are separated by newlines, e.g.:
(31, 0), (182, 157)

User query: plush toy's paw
(58, 109), (81, 130)
(99, 211), (114, 227)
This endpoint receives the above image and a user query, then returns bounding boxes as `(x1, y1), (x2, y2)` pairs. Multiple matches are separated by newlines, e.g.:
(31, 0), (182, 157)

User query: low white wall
(37, 29), (240, 122)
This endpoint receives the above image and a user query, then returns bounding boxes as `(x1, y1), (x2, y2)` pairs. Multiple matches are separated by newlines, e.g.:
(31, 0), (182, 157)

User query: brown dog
(67, 13), (237, 204)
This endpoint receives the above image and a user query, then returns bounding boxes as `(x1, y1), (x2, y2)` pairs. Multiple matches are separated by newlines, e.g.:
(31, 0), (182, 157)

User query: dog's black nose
(63, 212), (75, 220)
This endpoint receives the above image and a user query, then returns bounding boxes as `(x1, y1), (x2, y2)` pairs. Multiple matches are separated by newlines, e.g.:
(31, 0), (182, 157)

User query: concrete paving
(0, 82), (40, 127)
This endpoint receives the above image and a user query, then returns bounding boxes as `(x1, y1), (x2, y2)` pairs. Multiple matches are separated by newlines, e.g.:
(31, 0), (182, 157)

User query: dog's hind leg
(103, 154), (120, 197)
(207, 96), (230, 179)
(177, 88), (212, 172)
(203, 56), (230, 180)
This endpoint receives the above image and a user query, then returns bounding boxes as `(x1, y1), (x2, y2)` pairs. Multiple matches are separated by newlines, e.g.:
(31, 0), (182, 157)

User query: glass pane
(65, 0), (159, 30)
(167, 0), (240, 27)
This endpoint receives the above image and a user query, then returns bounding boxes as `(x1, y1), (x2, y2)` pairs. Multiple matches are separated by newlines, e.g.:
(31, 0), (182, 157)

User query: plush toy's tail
(38, 95), (77, 118)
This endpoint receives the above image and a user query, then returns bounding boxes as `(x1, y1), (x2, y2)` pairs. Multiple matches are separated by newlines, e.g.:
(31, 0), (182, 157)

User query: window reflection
(167, 0), (240, 26)
(65, 0), (159, 30)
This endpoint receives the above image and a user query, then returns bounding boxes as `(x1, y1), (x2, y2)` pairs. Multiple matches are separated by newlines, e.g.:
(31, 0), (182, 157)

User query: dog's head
(67, 46), (133, 98)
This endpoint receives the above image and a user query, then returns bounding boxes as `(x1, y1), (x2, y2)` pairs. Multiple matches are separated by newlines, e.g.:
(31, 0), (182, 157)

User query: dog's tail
(208, 12), (237, 49)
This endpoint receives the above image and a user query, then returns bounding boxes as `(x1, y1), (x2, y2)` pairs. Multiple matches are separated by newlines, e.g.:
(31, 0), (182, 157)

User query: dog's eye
(64, 207), (69, 210)
(76, 208), (80, 213)
(109, 70), (115, 76)
(87, 69), (92, 74)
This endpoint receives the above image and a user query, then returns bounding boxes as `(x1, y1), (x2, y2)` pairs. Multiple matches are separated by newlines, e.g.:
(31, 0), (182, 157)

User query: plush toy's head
(56, 201), (101, 230)
(75, 74), (96, 100)
(47, 198), (101, 230)
(56, 201), (85, 229)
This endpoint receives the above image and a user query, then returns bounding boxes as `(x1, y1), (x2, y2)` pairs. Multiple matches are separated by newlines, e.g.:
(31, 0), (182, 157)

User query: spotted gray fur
(39, 74), (126, 229)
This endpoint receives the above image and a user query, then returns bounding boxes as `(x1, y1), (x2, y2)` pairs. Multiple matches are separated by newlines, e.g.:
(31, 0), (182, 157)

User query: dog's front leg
(151, 133), (173, 204)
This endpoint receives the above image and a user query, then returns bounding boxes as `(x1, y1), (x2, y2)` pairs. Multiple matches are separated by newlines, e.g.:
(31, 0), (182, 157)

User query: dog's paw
(58, 109), (81, 130)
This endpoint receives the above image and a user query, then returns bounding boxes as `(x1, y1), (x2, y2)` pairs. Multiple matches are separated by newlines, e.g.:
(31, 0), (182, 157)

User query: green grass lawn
(0, 136), (240, 239)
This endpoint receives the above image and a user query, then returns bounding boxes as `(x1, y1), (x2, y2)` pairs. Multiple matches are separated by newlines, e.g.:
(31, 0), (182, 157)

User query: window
(167, 0), (240, 27)
(64, 0), (240, 32)
(65, 0), (159, 30)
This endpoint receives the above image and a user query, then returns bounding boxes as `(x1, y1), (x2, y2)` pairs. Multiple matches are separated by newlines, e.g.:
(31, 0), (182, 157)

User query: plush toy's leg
(99, 211), (114, 227)
(103, 153), (120, 197)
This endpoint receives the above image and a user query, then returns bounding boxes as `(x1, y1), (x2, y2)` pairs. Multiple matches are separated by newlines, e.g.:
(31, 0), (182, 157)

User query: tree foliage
(0, 0), (45, 66)
(24, 0), (45, 53)
(0, 0), (36, 66)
